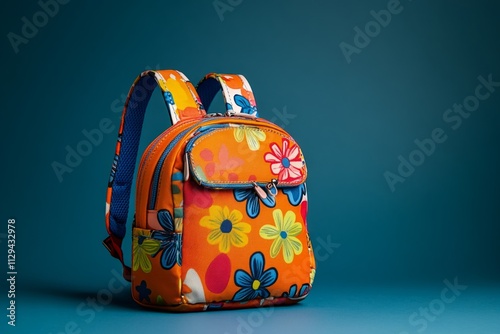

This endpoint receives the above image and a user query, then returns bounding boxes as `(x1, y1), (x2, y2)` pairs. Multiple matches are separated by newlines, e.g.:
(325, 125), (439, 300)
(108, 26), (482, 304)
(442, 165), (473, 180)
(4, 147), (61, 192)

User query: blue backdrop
(2, 0), (499, 333)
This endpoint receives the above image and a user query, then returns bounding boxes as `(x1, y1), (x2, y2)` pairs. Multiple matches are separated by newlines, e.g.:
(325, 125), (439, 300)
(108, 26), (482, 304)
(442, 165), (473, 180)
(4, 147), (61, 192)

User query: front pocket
(181, 182), (315, 305)
(186, 125), (307, 187)
(131, 226), (182, 307)
(180, 124), (314, 305)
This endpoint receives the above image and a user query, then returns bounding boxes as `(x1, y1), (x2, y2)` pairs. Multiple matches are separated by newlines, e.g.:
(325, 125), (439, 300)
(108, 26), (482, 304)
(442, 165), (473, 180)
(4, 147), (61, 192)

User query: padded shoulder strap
(196, 73), (258, 116)
(103, 69), (204, 281)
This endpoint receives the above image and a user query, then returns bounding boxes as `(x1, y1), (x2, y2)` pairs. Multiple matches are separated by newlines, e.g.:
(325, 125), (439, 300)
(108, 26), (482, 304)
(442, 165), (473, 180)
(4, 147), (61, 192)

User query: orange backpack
(103, 69), (316, 311)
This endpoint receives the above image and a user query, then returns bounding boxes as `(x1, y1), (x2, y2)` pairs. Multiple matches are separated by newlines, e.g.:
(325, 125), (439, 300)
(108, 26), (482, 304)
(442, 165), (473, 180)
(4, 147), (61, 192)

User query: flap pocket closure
(186, 125), (307, 189)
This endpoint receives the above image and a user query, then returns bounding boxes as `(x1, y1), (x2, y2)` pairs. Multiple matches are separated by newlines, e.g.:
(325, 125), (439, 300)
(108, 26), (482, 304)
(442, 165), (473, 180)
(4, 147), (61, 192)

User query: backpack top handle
(197, 73), (258, 117)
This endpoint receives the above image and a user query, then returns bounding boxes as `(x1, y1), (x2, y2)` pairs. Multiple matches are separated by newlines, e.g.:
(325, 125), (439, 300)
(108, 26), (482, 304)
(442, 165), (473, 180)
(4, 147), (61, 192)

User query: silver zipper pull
(252, 179), (279, 200)
(265, 179), (278, 197)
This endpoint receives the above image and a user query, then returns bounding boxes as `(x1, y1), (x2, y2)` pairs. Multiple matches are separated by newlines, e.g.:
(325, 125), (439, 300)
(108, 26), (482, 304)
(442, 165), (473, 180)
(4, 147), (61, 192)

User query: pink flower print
(199, 144), (243, 181)
(264, 138), (303, 182)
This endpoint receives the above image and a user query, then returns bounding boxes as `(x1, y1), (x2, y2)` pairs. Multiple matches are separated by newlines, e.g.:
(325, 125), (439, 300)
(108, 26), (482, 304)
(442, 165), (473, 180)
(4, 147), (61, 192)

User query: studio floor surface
(6, 281), (500, 334)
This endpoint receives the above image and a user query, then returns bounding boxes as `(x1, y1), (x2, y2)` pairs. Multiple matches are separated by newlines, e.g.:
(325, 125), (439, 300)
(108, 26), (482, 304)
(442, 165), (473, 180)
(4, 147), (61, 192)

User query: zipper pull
(252, 179), (279, 201)
(252, 182), (268, 200)
(184, 153), (190, 181)
(265, 179), (278, 197)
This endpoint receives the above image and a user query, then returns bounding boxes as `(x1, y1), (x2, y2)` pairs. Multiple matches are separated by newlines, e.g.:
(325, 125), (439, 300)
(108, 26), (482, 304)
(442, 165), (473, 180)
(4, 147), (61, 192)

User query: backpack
(103, 69), (316, 311)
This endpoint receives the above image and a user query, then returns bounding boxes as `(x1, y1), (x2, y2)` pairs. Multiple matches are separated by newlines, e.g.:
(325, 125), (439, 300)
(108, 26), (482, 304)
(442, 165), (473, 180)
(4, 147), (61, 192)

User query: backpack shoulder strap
(196, 73), (258, 116)
(103, 69), (204, 281)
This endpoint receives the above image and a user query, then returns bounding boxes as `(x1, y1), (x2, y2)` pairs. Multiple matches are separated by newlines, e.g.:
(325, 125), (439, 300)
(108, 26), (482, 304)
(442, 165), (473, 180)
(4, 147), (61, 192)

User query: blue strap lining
(109, 74), (156, 238)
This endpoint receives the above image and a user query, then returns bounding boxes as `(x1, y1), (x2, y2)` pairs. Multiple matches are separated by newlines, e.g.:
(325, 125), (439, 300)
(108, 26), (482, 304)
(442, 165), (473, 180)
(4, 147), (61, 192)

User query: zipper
(183, 152), (190, 181)
(184, 124), (229, 153)
(137, 118), (198, 193)
(141, 117), (225, 209)
(148, 122), (231, 208)
(137, 113), (228, 179)
(147, 115), (289, 210)
(138, 121), (188, 172)
(148, 127), (194, 209)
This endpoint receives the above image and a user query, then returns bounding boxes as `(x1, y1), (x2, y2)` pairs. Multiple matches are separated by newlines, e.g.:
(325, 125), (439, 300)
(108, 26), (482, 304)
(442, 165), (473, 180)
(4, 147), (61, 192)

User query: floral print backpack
(103, 69), (316, 311)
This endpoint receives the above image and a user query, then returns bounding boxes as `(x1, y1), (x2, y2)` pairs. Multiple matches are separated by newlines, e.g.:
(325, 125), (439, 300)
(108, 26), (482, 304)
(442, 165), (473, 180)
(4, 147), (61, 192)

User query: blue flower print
(135, 280), (151, 302)
(234, 187), (275, 219)
(282, 184), (306, 206)
(233, 252), (278, 302)
(234, 94), (258, 116)
(164, 91), (175, 105)
(151, 210), (182, 270)
(282, 283), (310, 300)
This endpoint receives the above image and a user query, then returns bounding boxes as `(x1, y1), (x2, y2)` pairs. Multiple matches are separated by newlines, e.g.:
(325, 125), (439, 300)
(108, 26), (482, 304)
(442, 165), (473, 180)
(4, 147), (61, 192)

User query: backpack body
(104, 70), (316, 311)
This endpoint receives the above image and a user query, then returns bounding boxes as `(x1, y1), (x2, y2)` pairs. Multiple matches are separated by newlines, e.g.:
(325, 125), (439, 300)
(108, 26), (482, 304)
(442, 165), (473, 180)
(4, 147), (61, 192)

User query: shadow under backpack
(103, 69), (316, 311)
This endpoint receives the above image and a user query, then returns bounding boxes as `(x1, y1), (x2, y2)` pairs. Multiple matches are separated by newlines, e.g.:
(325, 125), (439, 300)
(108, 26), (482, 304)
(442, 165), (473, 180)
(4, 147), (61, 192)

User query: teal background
(1, 0), (499, 333)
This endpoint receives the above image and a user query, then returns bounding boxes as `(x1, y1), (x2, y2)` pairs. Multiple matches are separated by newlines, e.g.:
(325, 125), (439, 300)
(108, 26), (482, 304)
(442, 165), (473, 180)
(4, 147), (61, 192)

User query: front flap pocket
(181, 124), (314, 305)
(187, 125), (307, 189)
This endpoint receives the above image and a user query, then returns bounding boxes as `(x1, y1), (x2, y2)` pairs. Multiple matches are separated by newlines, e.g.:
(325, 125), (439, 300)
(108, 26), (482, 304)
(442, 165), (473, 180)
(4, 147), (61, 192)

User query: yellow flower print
(200, 206), (251, 253)
(259, 209), (303, 264)
(310, 268), (316, 286)
(132, 230), (161, 273)
(234, 126), (266, 151)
